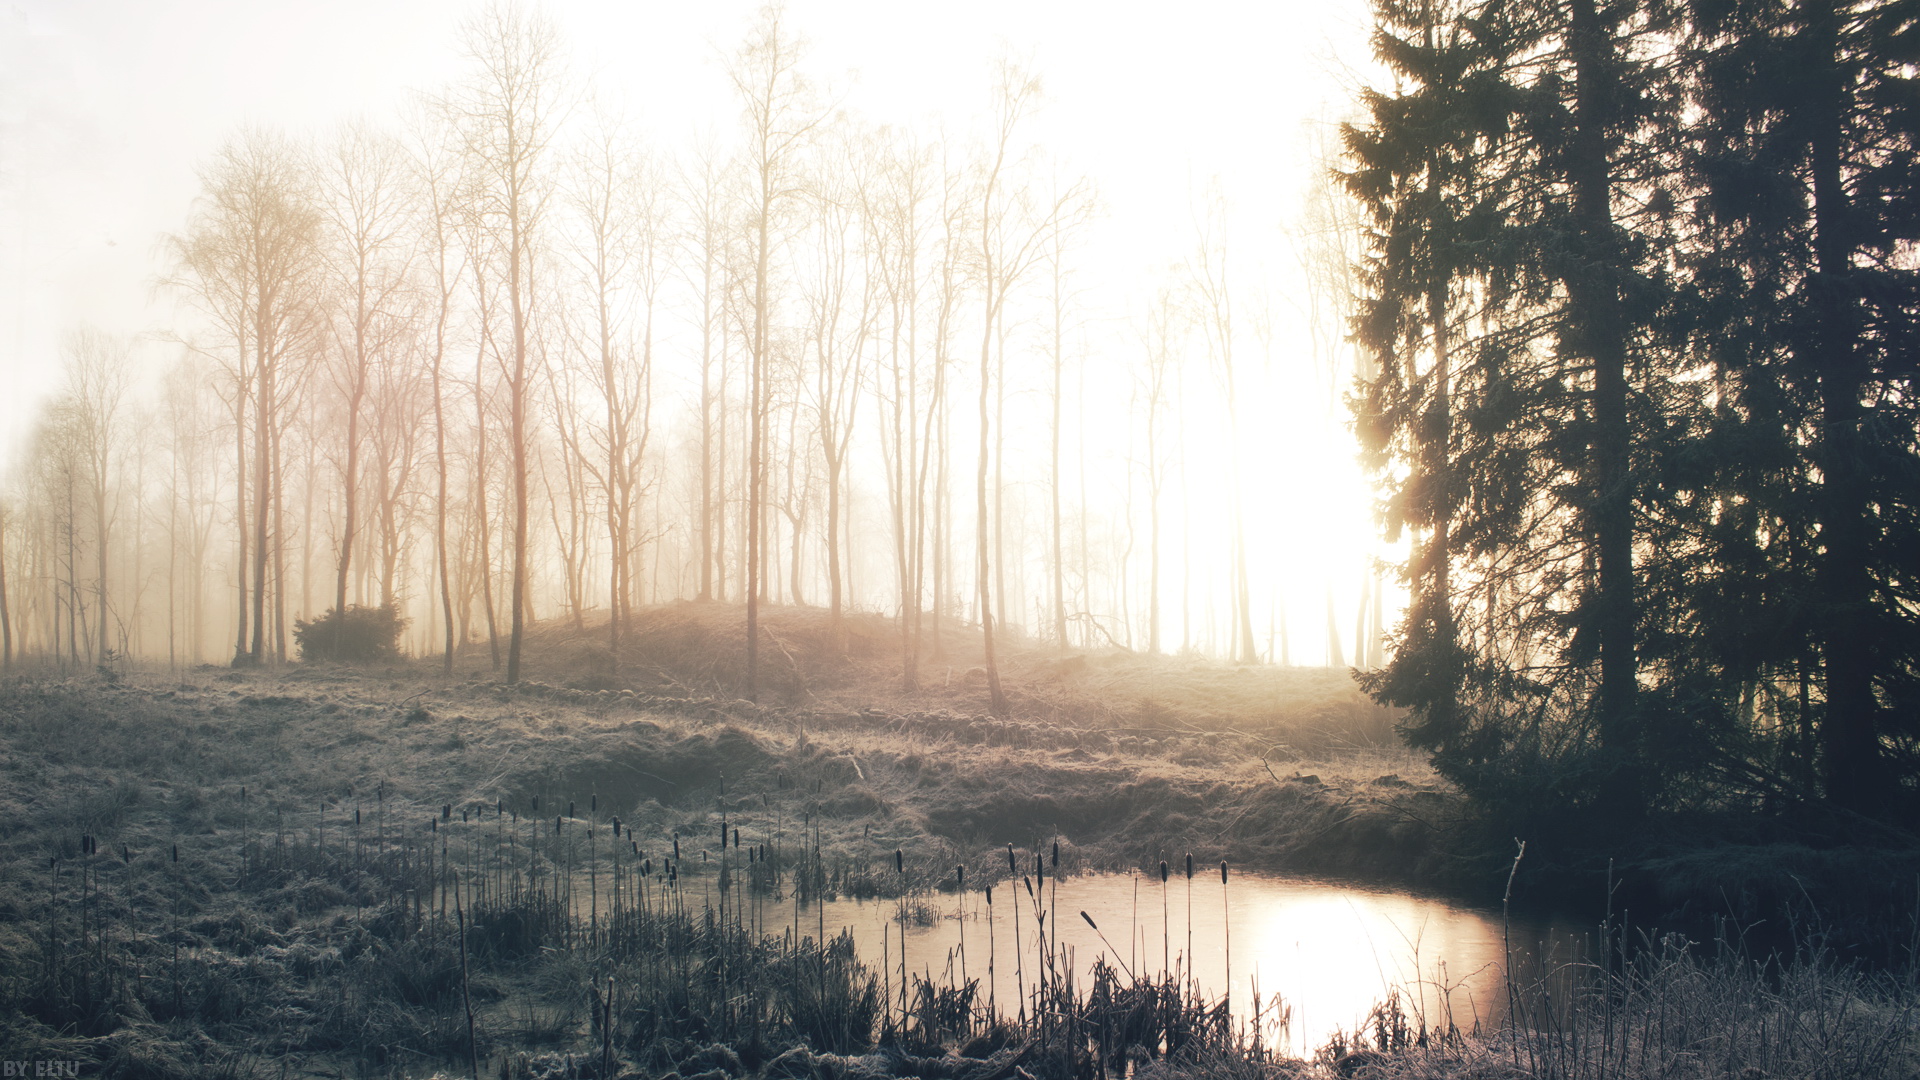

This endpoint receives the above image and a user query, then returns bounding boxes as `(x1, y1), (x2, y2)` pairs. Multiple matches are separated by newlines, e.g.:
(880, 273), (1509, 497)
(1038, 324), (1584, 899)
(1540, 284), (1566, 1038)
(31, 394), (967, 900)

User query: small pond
(707, 869), (1589, 1058)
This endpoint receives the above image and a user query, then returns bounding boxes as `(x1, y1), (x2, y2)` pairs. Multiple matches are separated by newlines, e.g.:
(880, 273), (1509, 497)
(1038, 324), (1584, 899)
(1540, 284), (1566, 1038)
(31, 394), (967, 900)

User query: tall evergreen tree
(1684, 0), (1920, 816)
(1351, 0), (1741, 821)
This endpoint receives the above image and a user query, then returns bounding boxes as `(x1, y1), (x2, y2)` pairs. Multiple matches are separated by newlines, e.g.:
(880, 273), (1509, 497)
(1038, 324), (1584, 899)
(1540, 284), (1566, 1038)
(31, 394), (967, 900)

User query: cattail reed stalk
(1025, 874), (1040, 1001)
(1050, 840), (1059, 923)
(985, 883), (996, 1018)
(895, 848), (907, 1022)
(1010, 850), (1026, 1024)
(1503, 839), (1526, 1059)
(1033, 851), (1047, 993)
(1221, 859), (1230, 1021)
(456, 881), (478, 1080)
(1160, 859), (1170, 977)
(955, 865), (968, 986)
(1185, 853), (1194, 991)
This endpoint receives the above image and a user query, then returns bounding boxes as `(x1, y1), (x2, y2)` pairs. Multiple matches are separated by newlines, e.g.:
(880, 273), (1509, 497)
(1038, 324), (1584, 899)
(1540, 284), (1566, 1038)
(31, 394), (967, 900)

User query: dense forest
(1348, 0), (1919, 826)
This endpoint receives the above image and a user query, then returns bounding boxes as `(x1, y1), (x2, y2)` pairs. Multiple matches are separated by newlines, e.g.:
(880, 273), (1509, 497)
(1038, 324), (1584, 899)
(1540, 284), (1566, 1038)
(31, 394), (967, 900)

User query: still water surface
(731, 870), (1586, 1057)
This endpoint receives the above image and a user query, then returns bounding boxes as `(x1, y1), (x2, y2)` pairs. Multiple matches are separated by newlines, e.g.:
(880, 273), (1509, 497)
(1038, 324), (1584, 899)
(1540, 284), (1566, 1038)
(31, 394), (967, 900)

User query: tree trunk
(336, 375), (363, 645)
(0, 510), (11, 669)
(233, 362), (250, 666)
(475, 356), (501, 671)
(506, 204), (530, 686)
(434, 327), (455, 676)
(1567, 0), (1639, 780)
(272, 415), (287, 663)
(250, 349), (272, 665)
(977, 293), (1009, 717)
(94, 444), (111, 663)
(1050, 271), (1067, 650)
(1804, 0), (1882, 811)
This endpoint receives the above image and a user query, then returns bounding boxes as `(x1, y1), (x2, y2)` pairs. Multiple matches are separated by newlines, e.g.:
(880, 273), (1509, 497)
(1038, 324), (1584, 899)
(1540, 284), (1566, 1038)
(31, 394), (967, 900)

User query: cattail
(1159, 860), (1169, 883)
(1222, 860), (1231, 1008)
(462, 808), (468, 823)
(1052, 841), (1059, 868)
(496, 798), (503, 815)
(1007, 843), (1016, 873)
(895, 849), (904, 874)
(533, 797), (540, 812)
(1023, 876), (1034, 898)
(355, 808), (362, 826)
(555, 817), (562, 834)
(985, 885), (993, 905)
(1186, 853), (1193, 879)
(171, 844), (179, 863)
(590, 794), (597, 814)
(733, 828), (740, 849)
(612, 817), (622, 836)
(443, 805), (451, 821)
(673, 835), (680, 859)
(956, 865), (965, 889)
(568, 801), (575, 819)
(122, 845), (130, 863)
(431, 819), (438, 834)
(1081, 910), (1098, 930)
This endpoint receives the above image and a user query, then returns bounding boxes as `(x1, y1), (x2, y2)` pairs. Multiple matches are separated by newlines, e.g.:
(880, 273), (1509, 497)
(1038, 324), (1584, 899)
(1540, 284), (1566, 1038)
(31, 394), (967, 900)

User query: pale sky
(2, 0), (1372, 452)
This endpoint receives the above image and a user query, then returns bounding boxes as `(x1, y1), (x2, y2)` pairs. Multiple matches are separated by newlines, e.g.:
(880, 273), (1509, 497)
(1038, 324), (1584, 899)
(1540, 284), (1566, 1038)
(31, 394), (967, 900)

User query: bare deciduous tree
(169, 128), (325, 666)
(449, 2), (561, 685)
(729, 4), (827, 699)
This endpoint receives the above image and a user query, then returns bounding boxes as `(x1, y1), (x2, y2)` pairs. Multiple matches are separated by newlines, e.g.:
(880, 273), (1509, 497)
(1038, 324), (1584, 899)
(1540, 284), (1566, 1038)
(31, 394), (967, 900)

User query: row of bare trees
(0, 5), (1381, 699)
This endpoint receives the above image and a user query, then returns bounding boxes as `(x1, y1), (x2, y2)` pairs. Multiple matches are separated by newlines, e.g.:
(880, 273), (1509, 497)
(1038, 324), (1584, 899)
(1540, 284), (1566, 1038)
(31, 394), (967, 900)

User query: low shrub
(294, 604), (406, 664)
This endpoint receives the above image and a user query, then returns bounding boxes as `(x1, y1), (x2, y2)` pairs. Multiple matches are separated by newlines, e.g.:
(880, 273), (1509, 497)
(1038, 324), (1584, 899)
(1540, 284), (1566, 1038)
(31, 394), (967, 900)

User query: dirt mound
(523, 601), (895, 703)
(509, 722), (784, 812)
(507, 601), (1399, 753)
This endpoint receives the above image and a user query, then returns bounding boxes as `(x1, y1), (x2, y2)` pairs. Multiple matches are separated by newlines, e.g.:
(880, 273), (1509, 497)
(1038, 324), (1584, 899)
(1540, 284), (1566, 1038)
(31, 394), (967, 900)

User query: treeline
(0, 5), (1379, 701)
(1349, 0), (1919, 823)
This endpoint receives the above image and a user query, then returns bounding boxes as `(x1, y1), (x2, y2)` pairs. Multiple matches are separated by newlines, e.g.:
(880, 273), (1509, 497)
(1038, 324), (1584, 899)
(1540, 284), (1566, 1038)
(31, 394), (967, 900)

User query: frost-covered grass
(0, 604), (1912, 1079)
